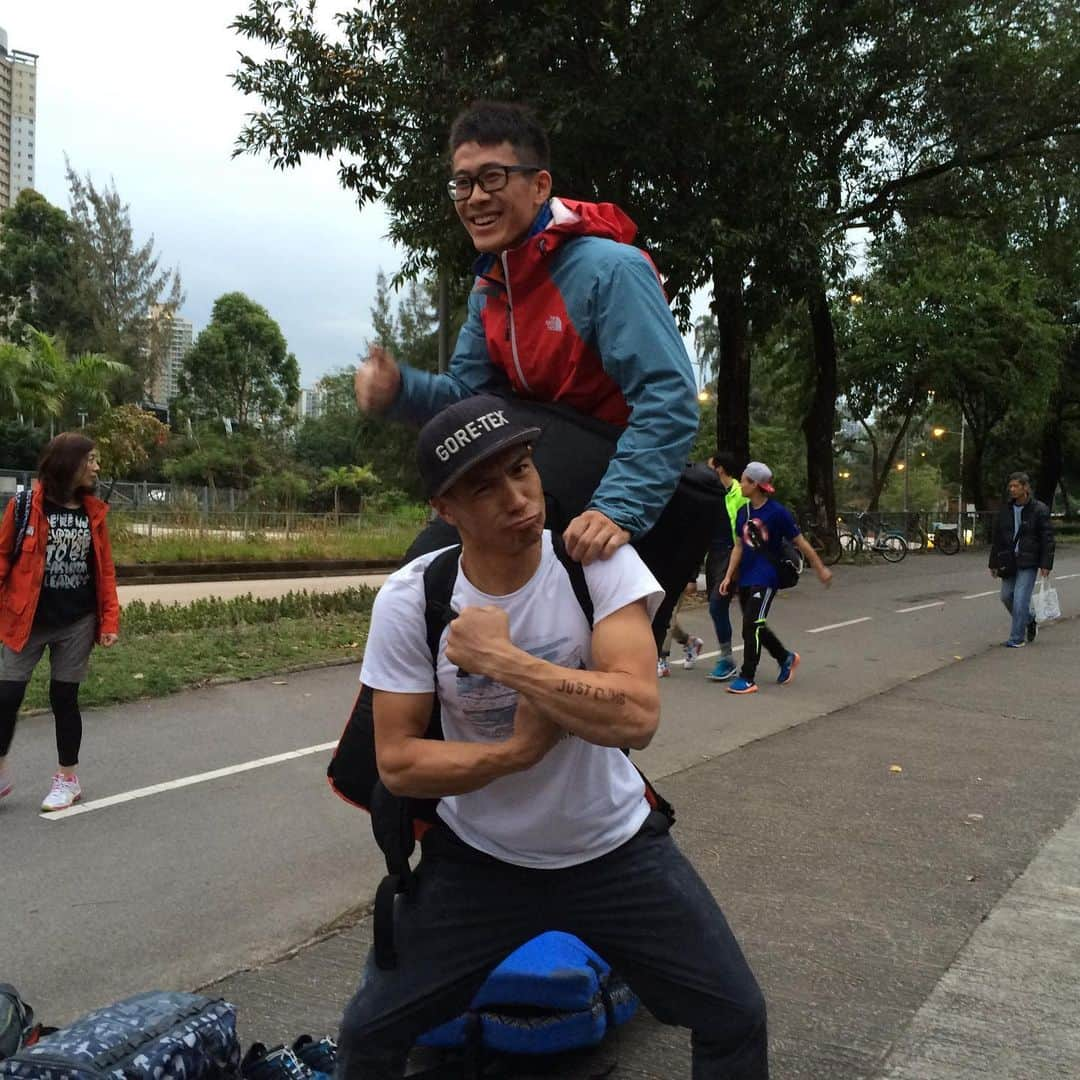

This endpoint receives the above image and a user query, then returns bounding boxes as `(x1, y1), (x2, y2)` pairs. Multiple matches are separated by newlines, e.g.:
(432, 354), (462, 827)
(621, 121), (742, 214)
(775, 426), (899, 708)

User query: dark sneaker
(1026, 618), (1037, 643)
(726, 677), (758, 694)
(777, 652), (801, 685)
(292, 1035), (336, 1076)
(1003, 640), (1026, 648)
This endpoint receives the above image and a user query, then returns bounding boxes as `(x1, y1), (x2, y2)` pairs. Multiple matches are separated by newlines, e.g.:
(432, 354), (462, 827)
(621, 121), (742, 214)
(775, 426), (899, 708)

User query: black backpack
(744, 516), (801, 590)
(327, 534), (673, 970)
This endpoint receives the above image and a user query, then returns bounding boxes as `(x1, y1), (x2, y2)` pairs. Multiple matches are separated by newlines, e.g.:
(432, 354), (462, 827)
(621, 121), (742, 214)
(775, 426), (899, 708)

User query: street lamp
(930, 415), (967, 528)
(697, 389), (710, 403)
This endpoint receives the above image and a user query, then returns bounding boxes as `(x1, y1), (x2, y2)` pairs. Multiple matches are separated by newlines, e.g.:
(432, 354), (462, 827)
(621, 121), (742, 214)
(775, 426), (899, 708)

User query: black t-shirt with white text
(34, 500), (97, 628)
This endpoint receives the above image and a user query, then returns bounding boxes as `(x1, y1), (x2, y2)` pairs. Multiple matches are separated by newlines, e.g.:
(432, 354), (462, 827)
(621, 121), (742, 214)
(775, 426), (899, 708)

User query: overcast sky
(13, 2), (400, 387)
(14, 3), (705, 389)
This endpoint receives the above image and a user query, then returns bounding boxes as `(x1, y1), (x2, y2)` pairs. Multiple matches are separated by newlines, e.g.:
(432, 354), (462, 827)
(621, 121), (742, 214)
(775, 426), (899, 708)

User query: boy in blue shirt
(719, 462), (832, 694)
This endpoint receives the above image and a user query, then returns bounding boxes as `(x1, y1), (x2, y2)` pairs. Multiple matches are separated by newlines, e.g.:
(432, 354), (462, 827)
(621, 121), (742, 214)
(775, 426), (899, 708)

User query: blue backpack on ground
(0, 991), (239, 1079)
(417, 932), (637, 1058)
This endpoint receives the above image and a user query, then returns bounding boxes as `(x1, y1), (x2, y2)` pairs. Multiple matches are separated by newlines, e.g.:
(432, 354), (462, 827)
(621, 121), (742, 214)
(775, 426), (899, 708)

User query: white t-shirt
(360, 531), (664, 869)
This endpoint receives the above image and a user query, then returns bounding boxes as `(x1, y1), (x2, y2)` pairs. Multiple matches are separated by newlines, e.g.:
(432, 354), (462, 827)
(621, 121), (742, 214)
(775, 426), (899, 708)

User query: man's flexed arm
(373, 689), (562, 799)
(444, 600), (660, 751)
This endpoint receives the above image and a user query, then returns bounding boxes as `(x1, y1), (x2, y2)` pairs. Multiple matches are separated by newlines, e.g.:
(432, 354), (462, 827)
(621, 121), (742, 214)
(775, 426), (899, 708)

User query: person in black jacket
(988, 472), (1055, 647)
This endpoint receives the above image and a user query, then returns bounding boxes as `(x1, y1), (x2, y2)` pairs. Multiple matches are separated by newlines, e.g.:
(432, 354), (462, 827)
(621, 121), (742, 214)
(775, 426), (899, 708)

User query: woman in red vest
(0, 433), (120, 812)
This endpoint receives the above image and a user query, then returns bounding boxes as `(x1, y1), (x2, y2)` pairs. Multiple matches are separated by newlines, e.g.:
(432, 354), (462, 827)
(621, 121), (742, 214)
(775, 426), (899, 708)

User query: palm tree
(317, 464), (379, 520)
(0, 342), (29, 418)
(18, 330), (64, 428)
(23, 329), (128, 431)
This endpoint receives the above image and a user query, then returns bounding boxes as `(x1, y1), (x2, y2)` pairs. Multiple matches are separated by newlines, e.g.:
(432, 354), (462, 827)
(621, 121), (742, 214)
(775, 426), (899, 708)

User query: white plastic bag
(1031, 577), (1061, 624)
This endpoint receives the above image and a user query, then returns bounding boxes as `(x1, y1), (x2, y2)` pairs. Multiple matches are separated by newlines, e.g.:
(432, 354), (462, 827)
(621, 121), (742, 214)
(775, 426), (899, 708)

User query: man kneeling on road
(337, 395), (768, 1078)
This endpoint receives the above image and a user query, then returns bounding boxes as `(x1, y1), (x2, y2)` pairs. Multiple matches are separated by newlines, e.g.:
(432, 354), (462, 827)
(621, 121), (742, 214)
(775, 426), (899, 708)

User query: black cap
(417, 395), (542, 498)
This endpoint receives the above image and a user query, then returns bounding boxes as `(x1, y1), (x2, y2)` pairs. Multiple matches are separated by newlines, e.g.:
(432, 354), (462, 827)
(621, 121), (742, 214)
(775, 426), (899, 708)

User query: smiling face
(451, 140), (552, 255)
(433, 445), (545, 556)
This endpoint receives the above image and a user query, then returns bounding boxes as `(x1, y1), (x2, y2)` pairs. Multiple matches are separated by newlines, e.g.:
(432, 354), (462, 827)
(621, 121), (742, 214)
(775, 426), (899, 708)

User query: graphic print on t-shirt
(44, 508), (93, 591)
(455, 635), (583, 740)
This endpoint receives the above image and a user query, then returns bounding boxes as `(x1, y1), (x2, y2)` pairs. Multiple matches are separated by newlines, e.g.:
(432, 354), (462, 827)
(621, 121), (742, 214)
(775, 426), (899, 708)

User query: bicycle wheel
(839, 530), (859, 557)
(879, 534), (908, 562)
(936, 529), (960, 555)
(812, 529), (843, 566)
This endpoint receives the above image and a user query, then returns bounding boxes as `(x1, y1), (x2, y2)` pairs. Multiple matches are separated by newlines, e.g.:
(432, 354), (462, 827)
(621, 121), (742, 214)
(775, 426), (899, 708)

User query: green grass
(106, 506), (430, 565)
(21, 589), (376, 711)
(110, 527), (421, 565)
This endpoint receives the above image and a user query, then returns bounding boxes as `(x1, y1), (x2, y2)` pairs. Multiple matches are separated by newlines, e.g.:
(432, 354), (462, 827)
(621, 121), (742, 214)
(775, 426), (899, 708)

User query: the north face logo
(545, 315), (563, 332)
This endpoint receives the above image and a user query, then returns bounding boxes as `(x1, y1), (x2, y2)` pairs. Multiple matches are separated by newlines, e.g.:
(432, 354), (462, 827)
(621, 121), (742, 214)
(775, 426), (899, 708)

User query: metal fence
(0, 472), (265, 513)
(105, 507), (430, 542)
(835, 510), (1000, 550)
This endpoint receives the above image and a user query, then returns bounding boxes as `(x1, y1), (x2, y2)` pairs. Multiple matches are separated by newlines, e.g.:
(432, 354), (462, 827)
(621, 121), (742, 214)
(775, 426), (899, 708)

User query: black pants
(337, 813), (768, 1079)
(0, 680), (82, 767)
(738, 587), (788, 683)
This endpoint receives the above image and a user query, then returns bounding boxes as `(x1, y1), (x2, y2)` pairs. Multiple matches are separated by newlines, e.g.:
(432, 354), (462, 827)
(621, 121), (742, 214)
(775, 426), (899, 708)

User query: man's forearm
(378, 736), (528, 799)
(385, 365), (473, 427)
(488, 651), (657, 750)
(794, 534), (824, 572)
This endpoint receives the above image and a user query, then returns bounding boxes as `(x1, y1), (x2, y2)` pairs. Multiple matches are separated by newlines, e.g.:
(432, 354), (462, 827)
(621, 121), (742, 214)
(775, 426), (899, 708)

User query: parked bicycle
(931, 522), (961, 555)
(841, 513), (908, 562)
(797, 516), (844, 567)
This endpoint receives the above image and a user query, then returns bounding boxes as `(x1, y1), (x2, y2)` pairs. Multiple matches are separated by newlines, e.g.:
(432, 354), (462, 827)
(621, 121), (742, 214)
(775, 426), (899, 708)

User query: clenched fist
(354, 345), (402, 414)
(445, 605), (514, 680)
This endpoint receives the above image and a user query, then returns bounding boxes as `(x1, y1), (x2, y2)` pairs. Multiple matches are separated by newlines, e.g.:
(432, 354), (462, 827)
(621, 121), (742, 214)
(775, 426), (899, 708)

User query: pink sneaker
(41, 772), (81, 812)
(0, 767), (12, 801)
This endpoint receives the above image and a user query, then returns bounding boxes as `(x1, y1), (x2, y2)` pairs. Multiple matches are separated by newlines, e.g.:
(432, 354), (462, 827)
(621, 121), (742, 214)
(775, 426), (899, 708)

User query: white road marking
(695, 646), (744, 662)
(1055, 573), (1080, 581)
(806, 617), (873, 634)
(42, 741), (339, 821)
(963, 590), (998, 599)
(895, 601), (946, 614)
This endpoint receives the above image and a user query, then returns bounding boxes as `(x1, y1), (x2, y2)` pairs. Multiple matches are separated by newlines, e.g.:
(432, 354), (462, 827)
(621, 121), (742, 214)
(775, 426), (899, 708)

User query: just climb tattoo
(556, 679), (627, 706)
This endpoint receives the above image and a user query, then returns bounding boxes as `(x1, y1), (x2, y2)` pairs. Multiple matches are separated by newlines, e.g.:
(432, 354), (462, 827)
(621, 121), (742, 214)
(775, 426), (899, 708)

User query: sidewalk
(208, 618), (1080, 1078)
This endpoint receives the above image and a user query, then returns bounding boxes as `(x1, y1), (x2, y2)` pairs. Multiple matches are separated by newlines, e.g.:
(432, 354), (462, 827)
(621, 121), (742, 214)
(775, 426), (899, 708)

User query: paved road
(2, 551), (1077, 1028)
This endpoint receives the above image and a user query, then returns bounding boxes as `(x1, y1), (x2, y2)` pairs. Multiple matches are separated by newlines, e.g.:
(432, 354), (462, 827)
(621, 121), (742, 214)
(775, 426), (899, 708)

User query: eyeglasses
(446, 165), (542, 202)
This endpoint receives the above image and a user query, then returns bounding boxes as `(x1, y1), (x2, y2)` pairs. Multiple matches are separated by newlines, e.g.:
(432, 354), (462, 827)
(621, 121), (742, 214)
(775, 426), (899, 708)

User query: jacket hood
(546, 197), (638, 244)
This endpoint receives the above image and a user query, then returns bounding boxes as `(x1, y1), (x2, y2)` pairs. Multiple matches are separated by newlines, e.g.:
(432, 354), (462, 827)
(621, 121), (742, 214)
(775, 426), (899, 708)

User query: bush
(121, 586), (378, 636)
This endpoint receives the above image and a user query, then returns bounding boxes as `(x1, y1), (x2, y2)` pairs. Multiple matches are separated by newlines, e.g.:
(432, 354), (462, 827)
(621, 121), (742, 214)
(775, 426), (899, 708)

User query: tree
(230, 0), (1080, 518)
(90, 404), (170, 479)
(294, 272), (437, 496)
(65, 162), (183, 395)
(0, 189), (81, 342)
(18, 329), (129, 430)
(316, 464), (380, 518)
(180, 292), (300, 427)
(852, 220), (1063, 509)
(163, 428), (274, 490)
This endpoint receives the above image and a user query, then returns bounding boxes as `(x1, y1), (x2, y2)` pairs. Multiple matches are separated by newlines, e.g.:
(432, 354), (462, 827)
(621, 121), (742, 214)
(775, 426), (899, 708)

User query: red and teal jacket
(389, 197), (698, 539)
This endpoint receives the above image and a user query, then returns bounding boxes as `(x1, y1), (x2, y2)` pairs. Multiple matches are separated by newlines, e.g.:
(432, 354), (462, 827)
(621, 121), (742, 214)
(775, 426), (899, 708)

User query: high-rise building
(148, 306), (194, 406)
(0, 28), (38, 210)
(298, 386), (326, 420)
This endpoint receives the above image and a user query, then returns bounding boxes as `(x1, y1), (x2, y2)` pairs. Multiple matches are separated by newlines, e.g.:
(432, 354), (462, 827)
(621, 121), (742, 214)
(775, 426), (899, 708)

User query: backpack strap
(373, 544), (462, 971)
(550, 532), (593, 628)
(10, 490), (31, 562)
